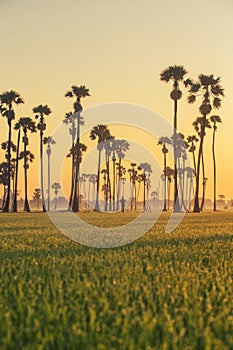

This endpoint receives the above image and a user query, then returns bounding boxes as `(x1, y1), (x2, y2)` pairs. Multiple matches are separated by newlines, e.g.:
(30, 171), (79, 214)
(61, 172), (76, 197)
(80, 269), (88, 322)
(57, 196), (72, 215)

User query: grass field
(0, 211), (232, 350)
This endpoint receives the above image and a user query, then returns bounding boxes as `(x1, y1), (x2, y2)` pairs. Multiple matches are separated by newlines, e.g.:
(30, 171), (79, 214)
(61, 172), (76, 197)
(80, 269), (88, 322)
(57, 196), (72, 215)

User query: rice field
(0, 211), (232, 350)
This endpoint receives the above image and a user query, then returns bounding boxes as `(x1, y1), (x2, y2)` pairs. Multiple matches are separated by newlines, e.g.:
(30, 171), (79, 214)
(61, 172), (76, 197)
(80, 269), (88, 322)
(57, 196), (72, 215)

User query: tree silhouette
(14, 117), (37, 212)
(115, 139), (130, 211)
(67, 142), (87, 211)
(187, 135), (198, 175)
(33, 188), (41, 210)
(138, 163), (152, 211)
(90, 124), (112, 211)
(160, 65), (190, 212)
(158, 136), (172, 211)
(52, 182), (61, 211)
(44, 136), (56, 212)
(65, 85), (90, 211)
(210, 115), (222, 211)
(33, 105), (52, 212)
(0, 90), (24, 211)
(19, 150), (34, 212)
(188, 74), (224, 212)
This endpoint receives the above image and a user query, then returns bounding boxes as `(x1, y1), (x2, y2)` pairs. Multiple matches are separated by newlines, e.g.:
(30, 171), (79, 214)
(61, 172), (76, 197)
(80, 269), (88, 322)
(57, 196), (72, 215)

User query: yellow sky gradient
(0, 0), (233, 201)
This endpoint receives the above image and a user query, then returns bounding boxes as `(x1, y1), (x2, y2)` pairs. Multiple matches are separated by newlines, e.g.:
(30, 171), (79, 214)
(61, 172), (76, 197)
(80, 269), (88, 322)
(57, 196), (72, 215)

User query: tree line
(0, 65), (224, 213)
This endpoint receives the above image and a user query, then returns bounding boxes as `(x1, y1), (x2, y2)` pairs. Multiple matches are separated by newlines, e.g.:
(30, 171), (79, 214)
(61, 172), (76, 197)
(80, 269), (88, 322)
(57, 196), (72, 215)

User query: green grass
(0, 211), (232, 350)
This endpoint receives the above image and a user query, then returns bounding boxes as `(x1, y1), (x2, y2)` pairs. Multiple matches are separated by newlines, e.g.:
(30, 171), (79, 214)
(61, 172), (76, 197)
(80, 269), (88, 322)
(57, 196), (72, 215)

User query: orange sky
(0, 0), (233, 201)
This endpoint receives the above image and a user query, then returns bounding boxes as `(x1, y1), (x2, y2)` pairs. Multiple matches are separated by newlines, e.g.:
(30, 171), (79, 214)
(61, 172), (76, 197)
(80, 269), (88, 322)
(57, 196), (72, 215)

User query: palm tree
(193, 117), (211, 211)
(52, 182), (61, 211)
(187, 74), (224, 212)
(65, 85), (90, 211)
(115, 139), (130, 211)
(160, 65), (190, 212)
(19, 150), (34, 212)
(158, 136), (172, 211)
(89, 124), (112, 211)
(14, 117), (37, 212)
(151, 191), (158, 211)
(187, 135), (198, 175)
(138, 163), (152, 211)
(43, 136), (56, 212)
(89, 174), (97, 208)
(1, 141), (17, 205)
(33, 188), (41, 210)
(210, 115), (222, 211)
(185, 167), (195, 210)
(33, 105), (52, 212)
(67, 142), (87, 211)
(0, 90), (24, 211)
(0, 162), (13, 209)
(165, 167), (174, 210)
(128, 163), (138, 211)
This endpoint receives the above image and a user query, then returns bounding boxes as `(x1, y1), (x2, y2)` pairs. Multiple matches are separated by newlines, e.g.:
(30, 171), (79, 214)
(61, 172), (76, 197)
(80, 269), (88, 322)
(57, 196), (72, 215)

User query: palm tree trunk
(163, 153), (167, 211)
(3, 119), (12, 212)
(48, 152), (51, 212)
(94, 149), (101, 211)
(194, 120), (206, 212)
(112, 159), (116, 211)
(12, 129), (21, 212)
(173, 99), (180, 212)
(200, 152), (205, 211)
(116, 158), (121, 211)
(24, 141), (30, 212)
(192, 150), (197, 175)
(143, 174), (146, 211)
(40, 128), (46, 212)
(212, 127), (217, 211)
(69, 119), (75, 209)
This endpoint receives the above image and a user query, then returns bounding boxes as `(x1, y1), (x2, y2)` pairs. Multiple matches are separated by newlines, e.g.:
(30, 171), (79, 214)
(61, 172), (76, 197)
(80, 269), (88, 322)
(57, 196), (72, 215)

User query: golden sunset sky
(0, 0), (233, 200)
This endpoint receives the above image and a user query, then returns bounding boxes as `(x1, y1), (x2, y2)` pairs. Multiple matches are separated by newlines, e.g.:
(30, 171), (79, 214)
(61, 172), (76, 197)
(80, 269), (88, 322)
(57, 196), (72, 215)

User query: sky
(0, 0), (233, 201)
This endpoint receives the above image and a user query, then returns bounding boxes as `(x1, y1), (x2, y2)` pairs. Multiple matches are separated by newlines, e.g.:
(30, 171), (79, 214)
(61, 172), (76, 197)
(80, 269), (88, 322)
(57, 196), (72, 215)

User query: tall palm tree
(65, 85), (90, 211)
(90, 124), (112, 211)
(19, 150), (34, 212)
(193, 117), (211, 211)
(165, 166), (174, 210)
(52, 182), (61, 211)
(138, 163), (152, 211)
(67, 142), (87, 212)
(128, 162), (138, 211)
(33, 188), (41, 210)
(158, 136), (172, 211)
(210, 115), (222, 211)
(33, 105), (52, 212)
(188, 74), (224, 212)
(103, 137), (115, 211)
(14, 117), (37, 212)
(0, 90), (24, 211)
(187, 135), (198, 175)
(44, 136), (56, 212)
(115, 139), (130, 211)
(0, 162), (14, 209)
(160, 65), (190, 212)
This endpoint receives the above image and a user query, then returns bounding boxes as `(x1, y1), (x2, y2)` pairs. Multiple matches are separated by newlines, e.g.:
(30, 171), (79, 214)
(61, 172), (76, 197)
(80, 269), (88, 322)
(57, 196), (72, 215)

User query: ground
(0, 211), (232, 350)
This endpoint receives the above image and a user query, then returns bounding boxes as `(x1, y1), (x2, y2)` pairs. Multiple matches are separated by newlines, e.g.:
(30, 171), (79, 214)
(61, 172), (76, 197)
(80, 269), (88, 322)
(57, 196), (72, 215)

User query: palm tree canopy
(158, 136), (172, 145)
(43, 136), (56, 145)
(14, 117), (37, 133)
(0, 90), (24, 108)
(210, 115), (222, 124)
(32, 105), (52, 118)
(90, 124), (112, 150)
(138, 162), (152, 174)
(1, 141), (16, 153)
(160, 65), (188, 83)
(115, 139), (130, 159)
(65, 85), (90, 99)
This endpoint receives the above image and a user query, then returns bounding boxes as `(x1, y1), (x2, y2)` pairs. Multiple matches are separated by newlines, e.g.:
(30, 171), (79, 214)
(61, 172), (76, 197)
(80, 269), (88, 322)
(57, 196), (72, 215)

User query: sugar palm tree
(193, 117), (211, 211)
(210, 115), (222, 211)
(65, 85), (90, 211)
(44, 136), (56, 212)
(158, 136), (172, 211)
(19, 150), (34, 212)
(14, 117), (37, 212)
(128, 162), (138, 211)
(33, 188), (41, 210)
(115, 139), (130, 211)
(188, 74), (224, 212)
(187, 135), (198, 175)
(90, 124), (112, 211)
(67, 142), (87, 212)
(165, 166), (174, 210)
(0, 162), (14, 209)
(33, 105), (52, 212)
(138, 163), (152, 211)
(0, 90), (24, 211)
(52, 182), (61, 211)
(160, 65), (190, 212)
